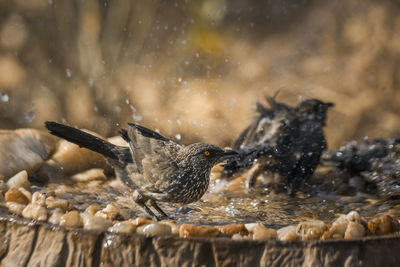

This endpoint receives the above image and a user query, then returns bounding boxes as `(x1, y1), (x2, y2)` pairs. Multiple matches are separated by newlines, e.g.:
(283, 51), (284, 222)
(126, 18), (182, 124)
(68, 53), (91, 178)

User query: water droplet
(175, 134), (181, 141)
(129, 105), (136, 112)
(176, 119), (181, 126)
(125, 99), (130, 104)
(133, 113), (142, 121)
(138, 20), (142, 24)
(114, 106), (121, 113)
(94, 105), (98, 112)
(66, 69), (72, 78)
(181, 39), (187, 45)
(88, 78), (94, 87)
(155, 128), (160, 133)
(49, 0), (53, 5)
(0, 93), (9, 102)
(25, 111), (35, 123)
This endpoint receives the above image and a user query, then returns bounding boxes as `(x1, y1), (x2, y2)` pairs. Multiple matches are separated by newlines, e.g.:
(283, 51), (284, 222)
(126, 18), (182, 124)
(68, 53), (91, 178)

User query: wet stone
(7, 170), (30, 191)
(296, 220), (328, 240)
(22, 203), (47, 221)
(277, 225), (299, 242)
(108, 221), (136, 234)
(159, 220), (180, 235)
(72, 168), (107, 182)
(368, 214), (400, 235)
(5, 188), (30, 205)
(18, 187), (32, 203)
(252, 224), (277, 241)
(217, 223), (248, 237)
(344, 222), (365, 239)
(32, 192), (46, 206)
(179, 224), (220, 238)
(95, 204), (119, 220)
(84, 205), (100, 216)
(129, 217), (154, 227)
(48, 208), (64, 225)
(82, 213), (112, 231)
(60, 210), (83, 228)
(136, 222), (172, 236)
(45, 196), (69, 211)
(5, 201), (26, 215)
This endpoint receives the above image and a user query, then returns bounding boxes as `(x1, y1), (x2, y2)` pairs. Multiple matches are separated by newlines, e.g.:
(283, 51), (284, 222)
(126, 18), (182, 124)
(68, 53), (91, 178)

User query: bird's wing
(119, 123), (181, 186)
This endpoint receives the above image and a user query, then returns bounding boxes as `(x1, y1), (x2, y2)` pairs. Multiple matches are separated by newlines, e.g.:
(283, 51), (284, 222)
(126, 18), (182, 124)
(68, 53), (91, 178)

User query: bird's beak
(324, 102), (335, 108)
(217, 149), (238, 163)
(222, 149), (238, 156)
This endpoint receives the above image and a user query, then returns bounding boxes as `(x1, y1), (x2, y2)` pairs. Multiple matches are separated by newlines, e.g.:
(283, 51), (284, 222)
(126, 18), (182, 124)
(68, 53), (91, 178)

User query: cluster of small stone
(1, 170), (399, 241)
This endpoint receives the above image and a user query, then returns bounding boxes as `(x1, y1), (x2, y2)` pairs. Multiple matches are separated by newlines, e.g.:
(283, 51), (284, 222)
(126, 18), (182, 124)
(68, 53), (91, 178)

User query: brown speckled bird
(45, 121), (237, 220)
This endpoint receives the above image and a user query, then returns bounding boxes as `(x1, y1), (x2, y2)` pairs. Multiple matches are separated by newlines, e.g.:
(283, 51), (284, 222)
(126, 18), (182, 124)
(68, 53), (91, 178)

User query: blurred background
(0, 0), (399, 148)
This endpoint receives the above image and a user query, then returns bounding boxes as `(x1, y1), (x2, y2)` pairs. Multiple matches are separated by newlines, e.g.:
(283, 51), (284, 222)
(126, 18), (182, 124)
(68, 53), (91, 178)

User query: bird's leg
(136, 200), (161, 221)
(133, 191), (161, 221)
(149, 199), (170, 219)
(247, 162), (263, 192)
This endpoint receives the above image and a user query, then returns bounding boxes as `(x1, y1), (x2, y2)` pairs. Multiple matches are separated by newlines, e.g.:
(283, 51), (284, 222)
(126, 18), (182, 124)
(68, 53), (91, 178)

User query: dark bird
(45, 121), (237, 220)
(223, 95), (333, 195)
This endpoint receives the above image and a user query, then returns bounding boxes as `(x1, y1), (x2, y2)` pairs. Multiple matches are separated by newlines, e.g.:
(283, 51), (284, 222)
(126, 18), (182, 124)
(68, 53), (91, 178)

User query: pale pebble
(6, 201), (26, 215)
(252, 224), (277, 241)
(179, 224), (219, 238)
(296, 220), (328, 240)
(5, 188), (30, 205)
(277, 225), (299, 242)
(244, 222), (259, 232)
(218, 224), (248, 237)
(108, 221), (136, 234)
(95, 204), (119, 220)
(130, 217), (154, 227)
(344, 222), (365, 239)
(159, 220), (180, 235)
(60, 210), (83, 228)
(137, 223), (171, 236)
(82, 213), (112, 231)
(18, 187), (32, 202)
(72, 168), (106, 182)
(7, 170), (30, 191)
(368, 214), (400, 235)
(46, 196), (69, 211)
(22, 203), (47, 221)
(32, 191), (46, 206)
(48, 208), (64, 225)
(84, 205), (100, 216)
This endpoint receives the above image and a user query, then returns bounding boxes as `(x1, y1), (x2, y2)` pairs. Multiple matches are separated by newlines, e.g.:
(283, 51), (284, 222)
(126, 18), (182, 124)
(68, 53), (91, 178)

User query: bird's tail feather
(45, 121), (119, 160)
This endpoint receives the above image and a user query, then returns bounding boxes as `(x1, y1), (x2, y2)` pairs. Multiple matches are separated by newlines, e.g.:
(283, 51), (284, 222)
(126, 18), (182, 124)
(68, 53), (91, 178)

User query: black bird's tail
(45, 121), (120, 161)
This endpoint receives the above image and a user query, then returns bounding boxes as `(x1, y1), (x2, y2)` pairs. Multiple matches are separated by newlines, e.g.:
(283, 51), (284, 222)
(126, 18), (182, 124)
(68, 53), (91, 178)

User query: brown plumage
(45, 121), (237, 220)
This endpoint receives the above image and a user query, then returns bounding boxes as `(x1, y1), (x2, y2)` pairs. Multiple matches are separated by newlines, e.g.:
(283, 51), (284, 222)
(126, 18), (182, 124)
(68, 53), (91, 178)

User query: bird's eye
(204, 151), (210, 156)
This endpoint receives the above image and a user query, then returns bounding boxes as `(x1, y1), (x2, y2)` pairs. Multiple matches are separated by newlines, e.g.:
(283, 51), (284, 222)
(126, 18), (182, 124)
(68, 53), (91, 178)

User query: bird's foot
(149, 200), (170, 220)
